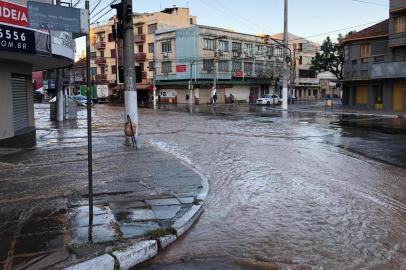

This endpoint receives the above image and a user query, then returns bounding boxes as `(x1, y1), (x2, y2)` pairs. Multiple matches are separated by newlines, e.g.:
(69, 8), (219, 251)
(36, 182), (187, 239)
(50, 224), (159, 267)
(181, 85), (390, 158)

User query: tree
(311, 36), (344, 81)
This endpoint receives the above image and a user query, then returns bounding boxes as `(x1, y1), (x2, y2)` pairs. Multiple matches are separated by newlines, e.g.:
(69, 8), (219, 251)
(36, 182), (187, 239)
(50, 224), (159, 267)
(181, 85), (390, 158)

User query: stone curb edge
(62, 142), (209, 270)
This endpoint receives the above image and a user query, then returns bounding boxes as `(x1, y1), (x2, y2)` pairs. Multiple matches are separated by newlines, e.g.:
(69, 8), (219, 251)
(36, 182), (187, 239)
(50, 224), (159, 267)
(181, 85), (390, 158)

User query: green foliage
(144, 228), (176, 240)
(311, 36), (344, 81)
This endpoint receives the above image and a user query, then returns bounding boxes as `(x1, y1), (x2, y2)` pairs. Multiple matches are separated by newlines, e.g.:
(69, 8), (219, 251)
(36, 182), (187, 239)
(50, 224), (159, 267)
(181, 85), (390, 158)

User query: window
(148, 43), (154, 53)
(161, 40), (171, 53)
(360, 44), (371, 59)
(275, 47), (283, 56)
(218, 60), (229, 72)
(373, 85), (383, 109)
(256, 45), (264, 54)
(111, 49), (116, 58)
(299, 56), (312, 65)
(139, 63), (144, 71)
(100, 66), (105, 74)
(148, 23), (158, 34)
(255, 62), (263, 72)
(112, 65), (117, 74)
(244, 62), (253, 73)
(245, 43), (253, 52)
(219, 40), (229, 52)
(203, 59), (214, 71)
(232, 61), (242, 71)
(162, 61), (172, 73)
(344, 46), (349, 61)
(394, 15), (406, 33)
(393, 48), (406, 61)
(232, 42), (242, 53)
(137, 26), (143, 34)
(100, 50), (104, 57)
(203, 38), (215, 50)
(138, 45), (143, 53)
(90, 52), (96, 59)
(190, 18), (194, 24)
(148, 61), (154, 71)
(299, 69), (316, 78)
(108, 33), (114, 42)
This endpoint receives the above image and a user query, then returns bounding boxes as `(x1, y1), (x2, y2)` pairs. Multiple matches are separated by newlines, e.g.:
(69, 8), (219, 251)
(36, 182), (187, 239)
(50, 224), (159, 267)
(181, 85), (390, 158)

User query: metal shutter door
(12, 76), (28, 133)
(198, 89), (210, 104)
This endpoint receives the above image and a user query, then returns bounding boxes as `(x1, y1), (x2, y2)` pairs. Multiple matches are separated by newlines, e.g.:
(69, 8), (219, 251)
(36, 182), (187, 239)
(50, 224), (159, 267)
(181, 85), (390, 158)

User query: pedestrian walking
(186, 94), (190, 103)
(213, 92), (218, 106)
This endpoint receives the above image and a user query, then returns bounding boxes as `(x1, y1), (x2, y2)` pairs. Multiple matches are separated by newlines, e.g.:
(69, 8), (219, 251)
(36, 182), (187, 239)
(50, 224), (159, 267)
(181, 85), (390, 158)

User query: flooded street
(135, 105), (406, 269)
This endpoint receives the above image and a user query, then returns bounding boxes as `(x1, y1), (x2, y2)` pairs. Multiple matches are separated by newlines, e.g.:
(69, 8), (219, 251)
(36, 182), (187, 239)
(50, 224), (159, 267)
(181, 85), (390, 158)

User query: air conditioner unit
(163, 52), (169, 58)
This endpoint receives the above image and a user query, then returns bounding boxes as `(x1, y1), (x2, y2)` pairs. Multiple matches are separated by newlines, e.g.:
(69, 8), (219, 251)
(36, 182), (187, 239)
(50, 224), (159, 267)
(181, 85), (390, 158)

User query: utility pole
(152, 48), (157, 110)
(122, 0), (138, 135)
(189, 60), (195, 107)
(85, 0), (93, 240)
(282, 0), (289, 110)
(56, 0), (64, 122)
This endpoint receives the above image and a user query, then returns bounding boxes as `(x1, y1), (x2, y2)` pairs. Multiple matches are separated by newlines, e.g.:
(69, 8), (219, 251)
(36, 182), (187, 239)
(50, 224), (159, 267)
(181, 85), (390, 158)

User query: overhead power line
(351, 0), (388, 7)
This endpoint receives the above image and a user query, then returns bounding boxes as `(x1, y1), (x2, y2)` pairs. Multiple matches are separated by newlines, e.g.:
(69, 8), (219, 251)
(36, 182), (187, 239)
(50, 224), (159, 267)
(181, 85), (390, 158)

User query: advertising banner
(0, 0), (28, 27)
(0, 23), (35, 53)
(27, 1), (89, 34)
(51, 30), (74, 59)
(176, 64), (187, 73)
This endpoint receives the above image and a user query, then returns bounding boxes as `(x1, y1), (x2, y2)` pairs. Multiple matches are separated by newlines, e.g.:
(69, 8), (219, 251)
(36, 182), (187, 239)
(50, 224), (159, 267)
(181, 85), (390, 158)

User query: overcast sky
(76, 0), (389, 58)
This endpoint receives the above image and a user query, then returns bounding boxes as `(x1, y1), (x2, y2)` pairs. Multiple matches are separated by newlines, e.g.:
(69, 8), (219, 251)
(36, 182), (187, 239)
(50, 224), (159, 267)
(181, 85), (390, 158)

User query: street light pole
(282, 0), (289, 110)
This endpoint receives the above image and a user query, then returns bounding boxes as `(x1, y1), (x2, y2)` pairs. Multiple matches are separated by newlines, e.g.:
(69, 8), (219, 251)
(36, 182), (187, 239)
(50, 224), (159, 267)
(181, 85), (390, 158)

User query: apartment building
(91, 6), (196, 101)
(155, 25), (284, 104)
(272, 33), (320, 100)
(341, 0), (406, 112)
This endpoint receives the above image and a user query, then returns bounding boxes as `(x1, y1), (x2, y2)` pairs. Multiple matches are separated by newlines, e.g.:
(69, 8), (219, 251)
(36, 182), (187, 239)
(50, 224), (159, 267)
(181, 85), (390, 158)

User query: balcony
(134, 34), (146, 44)
(134, 52), (146, 62)
(95, 74), (107, 81)
(94, 42), (106, 50)
(371, 61), (406, 79)
(94, 57), (106, 65)
(389, 32), (406, 48)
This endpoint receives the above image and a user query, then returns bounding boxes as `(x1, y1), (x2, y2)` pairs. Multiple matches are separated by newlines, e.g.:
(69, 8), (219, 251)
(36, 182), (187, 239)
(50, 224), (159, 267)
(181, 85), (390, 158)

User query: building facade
(0, 0), (75, 147)
(341, 0), (406, 113)
(90, 6), (196, 102)
(272, 33), (320, 100)
(155, 25), (284, 104)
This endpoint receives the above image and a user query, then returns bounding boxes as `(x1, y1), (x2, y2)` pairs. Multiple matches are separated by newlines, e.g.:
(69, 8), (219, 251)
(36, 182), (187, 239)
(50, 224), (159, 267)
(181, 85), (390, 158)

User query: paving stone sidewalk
(0, 135), (204, 270)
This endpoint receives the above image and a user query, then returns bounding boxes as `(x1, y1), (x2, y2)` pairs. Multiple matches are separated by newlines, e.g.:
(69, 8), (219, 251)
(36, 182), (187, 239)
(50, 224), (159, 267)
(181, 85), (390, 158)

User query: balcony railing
(95, 74), (107, 81)
(135, 52), (146, 62)
(134, 34), (146, 44)
(371, 61), (406, 79)
(94, 57), (106, 65)
(94, 42), (106, 50)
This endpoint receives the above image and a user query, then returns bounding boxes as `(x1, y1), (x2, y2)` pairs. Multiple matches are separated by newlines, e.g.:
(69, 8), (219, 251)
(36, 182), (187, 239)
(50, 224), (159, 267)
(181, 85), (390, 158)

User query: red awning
(137, 84), (154, 91)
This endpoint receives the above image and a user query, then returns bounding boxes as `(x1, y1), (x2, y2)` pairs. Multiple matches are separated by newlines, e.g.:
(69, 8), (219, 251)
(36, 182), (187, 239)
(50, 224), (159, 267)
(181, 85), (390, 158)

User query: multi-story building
(91, 6), (196, 101)
(341, 0), (406, 113)
(272, 33), (320, 100)
(155, 25), (284, 104)
(318, 71), (340, 99)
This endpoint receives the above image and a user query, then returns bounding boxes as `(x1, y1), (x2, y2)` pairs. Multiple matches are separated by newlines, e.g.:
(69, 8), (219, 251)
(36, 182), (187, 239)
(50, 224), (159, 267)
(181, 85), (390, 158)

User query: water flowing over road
(138, 106), (406, 269)
(35, 104), (406, 269)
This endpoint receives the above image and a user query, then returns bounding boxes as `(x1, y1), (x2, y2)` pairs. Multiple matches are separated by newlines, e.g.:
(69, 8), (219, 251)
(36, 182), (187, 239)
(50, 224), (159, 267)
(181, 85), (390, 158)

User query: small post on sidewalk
(122, 0), (138, 136)
(85, 0), (93, 240)
(282, 0), (289, 110)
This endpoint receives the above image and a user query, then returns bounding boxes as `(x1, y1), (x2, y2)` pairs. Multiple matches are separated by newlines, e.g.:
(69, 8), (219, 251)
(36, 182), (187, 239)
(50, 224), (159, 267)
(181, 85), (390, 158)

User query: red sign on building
(176, 64), (187, 73)
(232, 70), (243, 78)
(0, 0), (29, 27)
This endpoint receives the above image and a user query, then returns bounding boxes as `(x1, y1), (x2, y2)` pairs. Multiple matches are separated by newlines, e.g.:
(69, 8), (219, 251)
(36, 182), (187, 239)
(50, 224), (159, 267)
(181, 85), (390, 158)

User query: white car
(256, 94), (281, 105)
(72, 95), (93, 106)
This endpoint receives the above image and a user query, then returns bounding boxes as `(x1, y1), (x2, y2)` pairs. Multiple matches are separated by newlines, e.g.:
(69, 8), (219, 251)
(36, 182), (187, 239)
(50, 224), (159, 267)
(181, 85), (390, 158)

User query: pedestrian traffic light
(118, 65), (124, 83)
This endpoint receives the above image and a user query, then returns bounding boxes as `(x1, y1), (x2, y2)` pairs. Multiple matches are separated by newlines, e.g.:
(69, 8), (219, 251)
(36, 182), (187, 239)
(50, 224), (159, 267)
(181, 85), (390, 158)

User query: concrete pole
(122, 0), (138, 135)
(282, 0), (289, 110)
(153, 49), (157, 110)
(189, 60), (194, 108)
(56, 0), (64, 122)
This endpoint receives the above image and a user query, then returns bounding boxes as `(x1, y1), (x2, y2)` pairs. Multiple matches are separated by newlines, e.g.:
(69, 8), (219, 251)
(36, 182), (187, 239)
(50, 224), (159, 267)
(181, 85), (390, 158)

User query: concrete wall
(0, 59), (33, 141)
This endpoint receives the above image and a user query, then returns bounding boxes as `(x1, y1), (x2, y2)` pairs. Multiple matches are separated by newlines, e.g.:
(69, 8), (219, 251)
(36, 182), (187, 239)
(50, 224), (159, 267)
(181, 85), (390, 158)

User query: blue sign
(27, 1), (88, 34)
(49, 80), (56, 89)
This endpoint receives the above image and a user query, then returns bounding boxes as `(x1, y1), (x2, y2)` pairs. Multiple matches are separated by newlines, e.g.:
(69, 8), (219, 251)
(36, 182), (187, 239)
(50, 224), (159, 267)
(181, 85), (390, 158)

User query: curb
(63, 143), (209, 270)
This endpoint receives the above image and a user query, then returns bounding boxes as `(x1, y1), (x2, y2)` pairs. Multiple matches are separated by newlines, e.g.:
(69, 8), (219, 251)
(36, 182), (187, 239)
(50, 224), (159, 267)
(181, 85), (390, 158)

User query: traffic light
(110, 3), (123, 20)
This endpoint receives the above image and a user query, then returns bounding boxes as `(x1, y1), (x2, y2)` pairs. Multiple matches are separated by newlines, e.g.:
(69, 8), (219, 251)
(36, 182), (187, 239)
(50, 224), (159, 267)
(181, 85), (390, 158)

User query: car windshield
(74, 95), (86, 100)
(261, 95), (271, 98)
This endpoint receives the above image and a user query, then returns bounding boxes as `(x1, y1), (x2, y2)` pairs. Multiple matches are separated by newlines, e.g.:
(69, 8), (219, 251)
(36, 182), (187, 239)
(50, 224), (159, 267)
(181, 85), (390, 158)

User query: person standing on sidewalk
(213, 92), (218, 106)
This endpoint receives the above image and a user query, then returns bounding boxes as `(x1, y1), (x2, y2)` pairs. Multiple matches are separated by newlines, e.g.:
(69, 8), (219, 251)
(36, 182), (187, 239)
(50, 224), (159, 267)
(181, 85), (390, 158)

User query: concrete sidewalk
(0, 133), (205, 269)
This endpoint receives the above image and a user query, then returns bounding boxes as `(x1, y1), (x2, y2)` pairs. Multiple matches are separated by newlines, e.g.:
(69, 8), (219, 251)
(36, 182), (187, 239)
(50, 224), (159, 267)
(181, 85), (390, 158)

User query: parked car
(72, 95), (93, 106)
(33, 90), (44, 102)
(257, 94), (281, 105)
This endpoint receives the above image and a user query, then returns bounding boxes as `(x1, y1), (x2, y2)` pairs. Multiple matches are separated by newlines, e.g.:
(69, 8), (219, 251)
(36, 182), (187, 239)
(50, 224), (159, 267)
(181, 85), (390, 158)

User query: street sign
(27, 1), (89, 34)
(0, 24), (36, 53)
